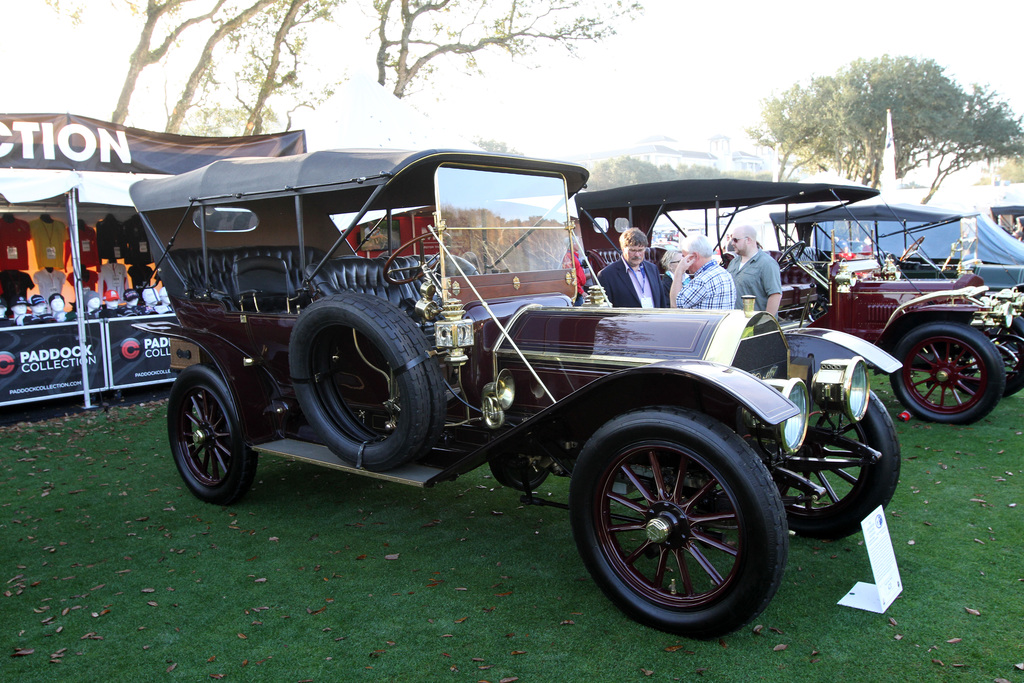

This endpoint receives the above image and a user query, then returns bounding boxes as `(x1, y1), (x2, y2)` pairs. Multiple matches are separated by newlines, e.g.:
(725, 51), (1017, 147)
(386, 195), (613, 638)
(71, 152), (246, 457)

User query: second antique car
(770, 202), (1024, 422)
(129, 150), (901, 638)
(575, 178), (1023, 425)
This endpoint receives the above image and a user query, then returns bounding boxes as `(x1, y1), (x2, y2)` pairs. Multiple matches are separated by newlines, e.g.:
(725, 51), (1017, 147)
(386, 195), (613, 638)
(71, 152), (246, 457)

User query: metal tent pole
(66, 187), (94, 410)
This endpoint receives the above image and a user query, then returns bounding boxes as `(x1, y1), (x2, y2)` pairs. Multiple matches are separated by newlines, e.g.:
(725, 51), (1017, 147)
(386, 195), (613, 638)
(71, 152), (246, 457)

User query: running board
(253, 438), (444, 487)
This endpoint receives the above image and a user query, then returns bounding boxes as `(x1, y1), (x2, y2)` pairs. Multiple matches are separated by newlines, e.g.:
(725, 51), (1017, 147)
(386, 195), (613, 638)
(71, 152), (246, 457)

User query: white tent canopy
(0, 168), (164, 207)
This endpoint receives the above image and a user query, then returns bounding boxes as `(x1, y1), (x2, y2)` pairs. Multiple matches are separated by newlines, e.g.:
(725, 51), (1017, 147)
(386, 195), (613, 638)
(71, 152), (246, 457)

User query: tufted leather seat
(167, 246), (323, 305)
(304, 255), (422, 309)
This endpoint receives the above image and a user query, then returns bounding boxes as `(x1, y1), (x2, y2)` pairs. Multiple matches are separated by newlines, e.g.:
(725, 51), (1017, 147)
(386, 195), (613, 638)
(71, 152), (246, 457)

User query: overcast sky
(6, 0), (1024, 160)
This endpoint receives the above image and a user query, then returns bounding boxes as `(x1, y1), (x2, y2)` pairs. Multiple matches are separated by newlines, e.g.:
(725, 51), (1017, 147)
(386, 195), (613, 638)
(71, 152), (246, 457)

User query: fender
(426, 359), (799, 484)
(133, 320), (281, 442)
(785, 328), (901, 374)
(883, 285), (988, 329)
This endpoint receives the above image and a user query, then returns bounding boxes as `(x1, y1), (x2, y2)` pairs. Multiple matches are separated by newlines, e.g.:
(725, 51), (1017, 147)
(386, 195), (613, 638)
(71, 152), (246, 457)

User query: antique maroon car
(575, 178), (1023, 425)
(769, 204), (1024, 424)
(130, 150), (900, 637)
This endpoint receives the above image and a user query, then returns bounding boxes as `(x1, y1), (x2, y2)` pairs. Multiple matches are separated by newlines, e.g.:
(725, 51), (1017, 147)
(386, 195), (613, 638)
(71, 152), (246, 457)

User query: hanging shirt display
(99, 261), (128, 298)
(33, 269), (66, 301)
(1, 269), (34, 306)
(122, 215), (152, 265)
(96, 214), (126, 261)
(68, 268), (99, 291)
(65, 221), (101, 269)
(128, 263), (154, 289)
(1, 214), (32, 271)
(30, 215), (67, 269)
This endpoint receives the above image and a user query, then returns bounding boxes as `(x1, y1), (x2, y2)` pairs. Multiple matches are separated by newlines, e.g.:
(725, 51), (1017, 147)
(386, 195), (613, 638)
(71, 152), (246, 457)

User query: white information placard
(837, 505), (902, 613)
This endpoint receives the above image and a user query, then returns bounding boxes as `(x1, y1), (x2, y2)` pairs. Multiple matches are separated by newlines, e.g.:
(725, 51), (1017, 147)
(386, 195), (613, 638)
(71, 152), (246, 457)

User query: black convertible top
(130, 148), (590, 212)
(575, 178), (878, 213)
(769, 202), (970, 225)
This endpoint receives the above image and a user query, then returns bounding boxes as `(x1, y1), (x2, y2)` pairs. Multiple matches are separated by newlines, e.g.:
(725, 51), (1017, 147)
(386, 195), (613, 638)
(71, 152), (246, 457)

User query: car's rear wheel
(289, 293), (446, 471)
(889, 321), (1005, 424)
(569, 408), (787, 638)
(778, 392), (900, 539)
(168, 364), (257, 505)
(990, 318), (1024, 397)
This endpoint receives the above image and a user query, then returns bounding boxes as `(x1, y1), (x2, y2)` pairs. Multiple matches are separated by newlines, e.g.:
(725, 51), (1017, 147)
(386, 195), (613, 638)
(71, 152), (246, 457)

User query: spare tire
(289, 293), (446, 471)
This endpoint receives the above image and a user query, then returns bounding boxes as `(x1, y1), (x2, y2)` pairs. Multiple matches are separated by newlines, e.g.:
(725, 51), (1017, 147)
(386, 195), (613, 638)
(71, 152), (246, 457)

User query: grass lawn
(2, 382), (1023, 682)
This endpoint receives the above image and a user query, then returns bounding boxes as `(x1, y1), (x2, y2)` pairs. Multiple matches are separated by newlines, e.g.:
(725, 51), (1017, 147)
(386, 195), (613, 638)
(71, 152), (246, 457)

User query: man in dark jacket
(597, 227), (667, 308)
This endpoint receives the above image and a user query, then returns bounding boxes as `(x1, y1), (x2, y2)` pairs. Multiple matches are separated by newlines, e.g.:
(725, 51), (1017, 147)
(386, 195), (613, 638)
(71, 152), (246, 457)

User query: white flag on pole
(882, 109), (898, 192)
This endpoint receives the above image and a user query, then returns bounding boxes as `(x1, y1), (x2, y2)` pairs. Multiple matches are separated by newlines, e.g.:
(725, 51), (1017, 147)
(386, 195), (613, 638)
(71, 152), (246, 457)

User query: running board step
(253, 438), (443, 487)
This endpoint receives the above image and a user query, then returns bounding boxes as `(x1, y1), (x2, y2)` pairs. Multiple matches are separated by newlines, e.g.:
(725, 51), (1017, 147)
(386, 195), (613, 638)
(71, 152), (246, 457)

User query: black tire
(488, 454), (550, 492)
(569, 407), (788, 638)
(168, 364), (257, 505)
(779, 392), (901, 539)
(889, 321), (1005, 424)
(991, 317), (1024, 397)
(289, 293), (446, 471)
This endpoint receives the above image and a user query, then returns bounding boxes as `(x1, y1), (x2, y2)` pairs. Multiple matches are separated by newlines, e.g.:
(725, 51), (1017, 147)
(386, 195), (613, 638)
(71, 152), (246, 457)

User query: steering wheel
(900, 235), (926, 262)
(383, 233), (439, 285)
(776, 240), (806, 272)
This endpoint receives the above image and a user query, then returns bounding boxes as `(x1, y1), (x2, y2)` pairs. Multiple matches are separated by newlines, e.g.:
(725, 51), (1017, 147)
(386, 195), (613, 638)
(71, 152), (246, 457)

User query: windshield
(435, 166), (571, 274)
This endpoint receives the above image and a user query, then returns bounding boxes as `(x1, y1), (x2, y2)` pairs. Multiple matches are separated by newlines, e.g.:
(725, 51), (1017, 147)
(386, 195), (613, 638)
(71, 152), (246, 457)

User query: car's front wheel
(889, 321), (1005, 424)
(167, 364), (257, 505)
(569, 408), (788, 638)
(779, 391), (901, 539)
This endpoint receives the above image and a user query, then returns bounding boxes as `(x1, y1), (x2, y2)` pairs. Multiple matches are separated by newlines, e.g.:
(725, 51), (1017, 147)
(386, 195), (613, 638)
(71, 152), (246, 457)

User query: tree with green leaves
(749, 55), (1024, 202)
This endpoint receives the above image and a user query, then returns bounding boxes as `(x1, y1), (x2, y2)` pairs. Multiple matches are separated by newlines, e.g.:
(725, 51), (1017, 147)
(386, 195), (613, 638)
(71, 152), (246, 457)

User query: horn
(494, 369), (515, 410)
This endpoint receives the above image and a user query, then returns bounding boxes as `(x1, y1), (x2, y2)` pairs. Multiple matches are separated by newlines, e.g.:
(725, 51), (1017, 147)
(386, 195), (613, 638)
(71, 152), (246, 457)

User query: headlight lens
(812, 356), (870, 422)
(767, 377), (809, 454)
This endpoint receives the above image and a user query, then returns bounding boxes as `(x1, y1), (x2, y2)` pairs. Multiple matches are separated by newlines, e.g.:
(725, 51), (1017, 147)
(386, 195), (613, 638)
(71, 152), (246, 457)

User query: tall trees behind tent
(372, 0), (642, 99)
(748, 55), (1024, 203)
(46, 0), (641, 137)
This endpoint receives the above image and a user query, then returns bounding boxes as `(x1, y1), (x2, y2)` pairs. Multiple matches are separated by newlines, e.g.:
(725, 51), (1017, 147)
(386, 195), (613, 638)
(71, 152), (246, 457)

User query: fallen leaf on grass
(1015, 662), (1024, 671)
(640, 668), (653, 676)
(964, 607), (980, 616)
(11, 648), (34, 657)
(946, 638), (961, 644)
(454, 616), (468, 623)
(932, 659), (944, 666)
(499, 678), (519, 683)
(510, 650), (527, 655)
(773, 644), (787, 652)
(384, 554), (400, 561)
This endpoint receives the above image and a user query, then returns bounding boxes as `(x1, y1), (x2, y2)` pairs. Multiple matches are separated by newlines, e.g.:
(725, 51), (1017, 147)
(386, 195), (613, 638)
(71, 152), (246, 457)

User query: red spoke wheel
(779, 392), (900, 539)
(168, 364), (257, 505)
(889, 321), (1005, 424)
(570, 408), (787, 637)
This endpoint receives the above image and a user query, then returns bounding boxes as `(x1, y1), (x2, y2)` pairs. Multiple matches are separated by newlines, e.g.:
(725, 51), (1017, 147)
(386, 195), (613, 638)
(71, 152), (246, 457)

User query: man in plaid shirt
(669, 234), (737, 310)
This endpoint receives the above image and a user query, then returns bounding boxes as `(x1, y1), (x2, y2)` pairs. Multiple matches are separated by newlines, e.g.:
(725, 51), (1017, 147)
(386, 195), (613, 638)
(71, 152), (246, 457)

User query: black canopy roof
(130, 148), (590, 212)
(769, 202), (969, 225)
(574, 178), (878, 213)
